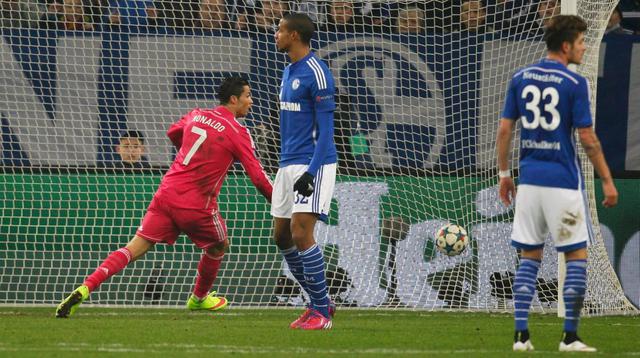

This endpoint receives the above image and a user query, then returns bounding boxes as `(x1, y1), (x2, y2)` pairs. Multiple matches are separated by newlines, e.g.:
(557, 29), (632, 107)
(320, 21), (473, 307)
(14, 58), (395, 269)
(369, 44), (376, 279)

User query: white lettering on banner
(394, 219), (451, 307)
(128, 36), (252, 165)
(0, 36), (101, 165)
(313, 182), (390, 306)
(620, 233), (640, 307)
(307, 182), (637, 308)
(602, 226), (640, 308)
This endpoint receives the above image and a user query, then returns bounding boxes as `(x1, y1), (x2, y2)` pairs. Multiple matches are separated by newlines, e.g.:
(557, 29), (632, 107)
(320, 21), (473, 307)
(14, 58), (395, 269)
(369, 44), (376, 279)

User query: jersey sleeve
(309, 64), (336, 113)
(232, 127), (273, 202)
(501, 77), (519, 120)
(166, 111), (192, 149)
(307, 61), (336, 175)
(572, 78), (593, 128)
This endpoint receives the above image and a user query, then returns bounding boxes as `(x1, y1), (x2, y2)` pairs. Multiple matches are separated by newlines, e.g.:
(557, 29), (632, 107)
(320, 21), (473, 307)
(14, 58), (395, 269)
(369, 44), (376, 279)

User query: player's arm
(166, 112), (191, 150)
(496, 119), (515, 171)
(293, 109), (333, 198)
(306, 70), (337, 176)
(577, 127), (618, 207)
(572, 78), (618, 208)
(233, 128), (273, 203)
(307, 110), (334, 175)
(293, 70), (336, 197)
(496, 77), (519, 206)
(496, 118), (516, 206)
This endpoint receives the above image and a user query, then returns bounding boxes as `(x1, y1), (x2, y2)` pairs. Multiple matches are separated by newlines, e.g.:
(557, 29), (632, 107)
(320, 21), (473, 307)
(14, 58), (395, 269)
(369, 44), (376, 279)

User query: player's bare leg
(290, 213), (317, 251)
(56, 235), (154, 318)
(559, 248), (595, 352)
(187, 239), (229, 311)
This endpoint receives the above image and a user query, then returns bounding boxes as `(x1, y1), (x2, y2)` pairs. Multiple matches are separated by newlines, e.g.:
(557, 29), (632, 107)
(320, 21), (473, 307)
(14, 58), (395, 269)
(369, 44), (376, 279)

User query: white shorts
(270, 163), (336, 222)
(511, 184), (592, 252)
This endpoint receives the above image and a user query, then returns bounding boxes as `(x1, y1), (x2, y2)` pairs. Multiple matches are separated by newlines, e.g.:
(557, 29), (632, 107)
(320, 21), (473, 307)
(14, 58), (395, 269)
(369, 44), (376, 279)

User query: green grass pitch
(0, 307), (638, 356)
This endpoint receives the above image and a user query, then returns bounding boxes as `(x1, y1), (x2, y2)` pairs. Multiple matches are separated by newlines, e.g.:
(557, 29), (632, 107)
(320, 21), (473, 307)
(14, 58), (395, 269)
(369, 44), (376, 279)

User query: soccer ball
(435, 223), (469, 256)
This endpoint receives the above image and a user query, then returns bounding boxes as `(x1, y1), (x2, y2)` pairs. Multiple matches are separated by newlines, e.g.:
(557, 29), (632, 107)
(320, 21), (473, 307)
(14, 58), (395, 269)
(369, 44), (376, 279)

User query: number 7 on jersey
(182, 126), (207, 165)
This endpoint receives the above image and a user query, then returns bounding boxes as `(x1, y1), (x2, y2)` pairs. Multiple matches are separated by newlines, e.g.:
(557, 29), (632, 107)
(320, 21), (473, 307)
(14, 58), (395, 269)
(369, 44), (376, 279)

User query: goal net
(0, 0), (636, 314)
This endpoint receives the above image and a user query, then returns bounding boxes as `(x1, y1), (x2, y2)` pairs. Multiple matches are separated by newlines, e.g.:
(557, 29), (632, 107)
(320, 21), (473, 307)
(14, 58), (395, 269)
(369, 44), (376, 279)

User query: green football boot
(186, 291), (228, 311)
(55, 285), (89, 318)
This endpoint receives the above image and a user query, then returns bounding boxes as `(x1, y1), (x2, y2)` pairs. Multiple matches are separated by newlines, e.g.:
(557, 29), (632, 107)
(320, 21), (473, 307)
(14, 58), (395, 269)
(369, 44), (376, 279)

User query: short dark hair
(544, 15), (588, 52)
(613, 6), (623, 19)
(283, 13), (315, 45)
(217, 76), (249, 105)
(119, 130), (145, 144)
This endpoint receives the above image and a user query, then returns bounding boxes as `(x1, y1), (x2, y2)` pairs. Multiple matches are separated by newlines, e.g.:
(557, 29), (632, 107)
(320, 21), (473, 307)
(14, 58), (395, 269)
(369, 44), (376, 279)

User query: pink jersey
(157, 106), (272, 210)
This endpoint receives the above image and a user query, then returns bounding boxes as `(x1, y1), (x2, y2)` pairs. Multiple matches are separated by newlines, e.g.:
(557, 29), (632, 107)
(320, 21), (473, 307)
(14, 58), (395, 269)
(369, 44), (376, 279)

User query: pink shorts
(136, 194), (227, 250)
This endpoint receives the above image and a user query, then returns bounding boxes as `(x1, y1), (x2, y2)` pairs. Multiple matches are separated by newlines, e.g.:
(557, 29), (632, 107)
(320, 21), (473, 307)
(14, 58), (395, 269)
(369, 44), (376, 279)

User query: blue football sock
(563, 259), (587, 333)
(300, 244), (330, 318)
(280, 246), (308, 294)
(513, 258), (541, 332)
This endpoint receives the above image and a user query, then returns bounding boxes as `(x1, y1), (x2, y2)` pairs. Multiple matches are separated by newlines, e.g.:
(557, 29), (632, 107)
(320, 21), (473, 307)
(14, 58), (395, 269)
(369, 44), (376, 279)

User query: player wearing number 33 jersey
(502, 57), (592, 190)
(497, 16), (617, 353)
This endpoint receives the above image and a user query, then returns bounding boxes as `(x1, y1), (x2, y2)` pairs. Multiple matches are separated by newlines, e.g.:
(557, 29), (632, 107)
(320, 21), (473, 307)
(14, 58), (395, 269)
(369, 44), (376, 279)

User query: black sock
(514, 330), (530, 343)
(563, 331), (579, 344)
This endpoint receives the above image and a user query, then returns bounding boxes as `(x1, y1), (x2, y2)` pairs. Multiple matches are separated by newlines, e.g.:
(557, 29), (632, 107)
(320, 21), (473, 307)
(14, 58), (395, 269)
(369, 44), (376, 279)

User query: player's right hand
(499, 177), (516, 207)
(601, 181), (618, 208)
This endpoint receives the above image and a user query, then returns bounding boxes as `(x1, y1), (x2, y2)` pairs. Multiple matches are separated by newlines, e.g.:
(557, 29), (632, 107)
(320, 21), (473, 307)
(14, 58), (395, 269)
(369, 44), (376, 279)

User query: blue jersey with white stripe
(279, 52), (337, 174)
(502, 58), (593, 190)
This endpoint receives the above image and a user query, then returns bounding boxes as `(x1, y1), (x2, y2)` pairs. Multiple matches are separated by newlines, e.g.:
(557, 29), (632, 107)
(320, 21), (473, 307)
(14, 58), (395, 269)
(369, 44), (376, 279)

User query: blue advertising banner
(1, 29), (638, 173)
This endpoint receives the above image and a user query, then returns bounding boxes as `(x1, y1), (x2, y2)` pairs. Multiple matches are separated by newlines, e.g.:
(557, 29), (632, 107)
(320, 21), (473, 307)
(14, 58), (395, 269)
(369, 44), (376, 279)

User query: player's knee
(126, 235), (155, 261)
(520, 248), (543, 261)
(290, 229), (309, 244)
(206, 239), (229, 256)
(290, 219), (314, 241)
(273, 232), (294, 249)
(564, 247), (588, 261)
(272, 218), (293, 249)
(290, 225), (313, 247)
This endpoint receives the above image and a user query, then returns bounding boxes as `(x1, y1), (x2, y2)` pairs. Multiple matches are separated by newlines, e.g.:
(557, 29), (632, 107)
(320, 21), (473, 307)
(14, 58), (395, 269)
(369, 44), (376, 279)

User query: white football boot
(513, 340), (535, 352)
(559, 340), (597, 352)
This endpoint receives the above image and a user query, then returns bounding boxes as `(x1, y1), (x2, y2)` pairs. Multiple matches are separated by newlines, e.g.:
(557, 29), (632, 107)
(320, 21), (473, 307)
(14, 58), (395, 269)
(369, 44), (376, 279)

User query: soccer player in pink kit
(56, 77), (272, 318)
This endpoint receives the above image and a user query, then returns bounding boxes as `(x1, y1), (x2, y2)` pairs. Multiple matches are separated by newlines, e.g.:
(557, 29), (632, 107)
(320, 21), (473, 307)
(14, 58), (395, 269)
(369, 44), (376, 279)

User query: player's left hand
(294, 172), (315, 197)
(499, 177), (516, 207)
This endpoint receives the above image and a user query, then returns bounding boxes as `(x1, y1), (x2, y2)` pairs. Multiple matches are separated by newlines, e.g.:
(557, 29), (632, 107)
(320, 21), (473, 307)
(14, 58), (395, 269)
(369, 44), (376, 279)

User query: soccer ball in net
(435, 224), (469, 256)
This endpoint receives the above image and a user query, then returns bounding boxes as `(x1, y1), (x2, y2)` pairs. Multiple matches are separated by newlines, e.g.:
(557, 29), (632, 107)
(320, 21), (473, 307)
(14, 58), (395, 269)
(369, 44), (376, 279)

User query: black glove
(293, 172), (315, 197)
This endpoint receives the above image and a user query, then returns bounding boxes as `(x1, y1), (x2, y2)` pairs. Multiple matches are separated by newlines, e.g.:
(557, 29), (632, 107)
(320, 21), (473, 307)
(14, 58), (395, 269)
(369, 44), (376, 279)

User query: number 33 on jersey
(501, 58), (593, 190)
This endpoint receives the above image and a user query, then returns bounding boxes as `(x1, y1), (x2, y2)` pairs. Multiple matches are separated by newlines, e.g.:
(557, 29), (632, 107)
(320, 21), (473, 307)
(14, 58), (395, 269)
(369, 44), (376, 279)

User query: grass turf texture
(0, 307), (638, 356)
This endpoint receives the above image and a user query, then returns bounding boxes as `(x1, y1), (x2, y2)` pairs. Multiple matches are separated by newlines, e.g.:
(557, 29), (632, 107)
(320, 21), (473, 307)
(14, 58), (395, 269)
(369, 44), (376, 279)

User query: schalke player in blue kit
(496, 15), (618, 352)
(272, 13), (337, 330)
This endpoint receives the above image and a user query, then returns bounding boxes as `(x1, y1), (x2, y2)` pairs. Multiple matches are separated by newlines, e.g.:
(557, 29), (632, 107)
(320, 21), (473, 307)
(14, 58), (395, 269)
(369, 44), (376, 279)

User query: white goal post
(0, 0), (636, 314)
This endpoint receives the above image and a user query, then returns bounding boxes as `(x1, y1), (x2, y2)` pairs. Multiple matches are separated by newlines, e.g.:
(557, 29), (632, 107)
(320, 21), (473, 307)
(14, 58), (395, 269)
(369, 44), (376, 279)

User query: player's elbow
(578, 127), (601, 156)
(496, 127), (510, 141)
(577, 126), (595, 143)
(496, 120), (514, 143)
